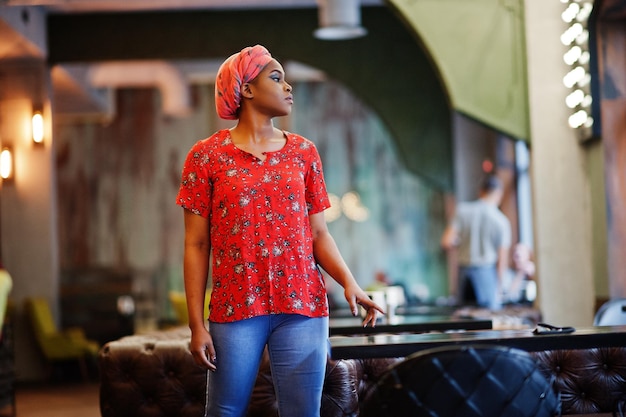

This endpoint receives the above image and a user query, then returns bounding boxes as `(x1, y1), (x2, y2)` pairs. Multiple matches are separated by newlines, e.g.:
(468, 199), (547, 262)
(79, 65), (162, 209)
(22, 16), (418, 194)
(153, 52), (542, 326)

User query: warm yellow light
(0, 148), (13, 180)
(341, 191), (369, 222)
(32, 111), (44, 144)
(324, 193), (342, 223)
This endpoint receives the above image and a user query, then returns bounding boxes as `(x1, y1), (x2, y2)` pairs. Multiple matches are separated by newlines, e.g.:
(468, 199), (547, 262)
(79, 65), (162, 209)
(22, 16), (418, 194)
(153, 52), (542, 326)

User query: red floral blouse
(176, 129), (331, 323)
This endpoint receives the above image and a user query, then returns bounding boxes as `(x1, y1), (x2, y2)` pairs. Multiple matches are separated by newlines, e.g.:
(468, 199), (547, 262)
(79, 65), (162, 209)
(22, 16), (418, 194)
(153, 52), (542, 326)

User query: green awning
(389, 0), (529, 141)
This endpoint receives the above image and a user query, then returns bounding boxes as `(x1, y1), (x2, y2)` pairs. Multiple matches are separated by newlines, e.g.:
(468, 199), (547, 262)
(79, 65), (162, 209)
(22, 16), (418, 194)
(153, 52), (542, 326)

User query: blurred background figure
(441, 175), (511, 311)
(503, 243), (537, 305)
(367, 270), (393, 291)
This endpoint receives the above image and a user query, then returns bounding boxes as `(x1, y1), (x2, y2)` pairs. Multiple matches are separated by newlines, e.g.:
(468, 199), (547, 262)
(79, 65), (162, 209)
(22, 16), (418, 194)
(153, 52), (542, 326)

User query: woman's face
(246, 59), (293, 117)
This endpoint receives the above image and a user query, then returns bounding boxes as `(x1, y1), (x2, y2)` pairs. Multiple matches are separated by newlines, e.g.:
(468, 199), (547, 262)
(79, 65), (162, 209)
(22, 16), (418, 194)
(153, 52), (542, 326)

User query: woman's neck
(231, 115), (281, 145)
(229, 120), (286, 160)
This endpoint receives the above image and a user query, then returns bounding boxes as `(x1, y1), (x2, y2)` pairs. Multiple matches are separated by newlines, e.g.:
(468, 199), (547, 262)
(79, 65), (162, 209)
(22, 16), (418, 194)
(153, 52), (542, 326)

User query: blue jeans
(206, 314), (329, 417)
(459, 265), (501, 310)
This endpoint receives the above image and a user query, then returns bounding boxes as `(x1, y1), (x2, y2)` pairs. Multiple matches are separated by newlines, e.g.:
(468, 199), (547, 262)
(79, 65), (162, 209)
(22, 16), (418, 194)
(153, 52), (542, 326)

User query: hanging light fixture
(314, 0), (367, 41)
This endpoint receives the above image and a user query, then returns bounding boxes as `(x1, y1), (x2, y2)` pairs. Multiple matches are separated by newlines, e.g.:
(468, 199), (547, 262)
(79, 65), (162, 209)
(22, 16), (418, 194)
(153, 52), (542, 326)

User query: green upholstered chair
(24, 297), (100, 381)
(0, 270), (12, 337)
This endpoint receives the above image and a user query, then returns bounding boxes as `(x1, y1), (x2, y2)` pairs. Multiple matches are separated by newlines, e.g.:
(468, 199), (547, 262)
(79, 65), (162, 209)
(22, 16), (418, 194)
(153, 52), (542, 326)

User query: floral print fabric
(177, 129), (331, 323)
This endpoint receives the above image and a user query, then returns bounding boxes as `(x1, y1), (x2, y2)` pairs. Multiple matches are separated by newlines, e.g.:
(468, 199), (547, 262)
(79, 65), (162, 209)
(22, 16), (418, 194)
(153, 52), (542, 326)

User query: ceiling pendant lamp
(314, 0), (367, 41)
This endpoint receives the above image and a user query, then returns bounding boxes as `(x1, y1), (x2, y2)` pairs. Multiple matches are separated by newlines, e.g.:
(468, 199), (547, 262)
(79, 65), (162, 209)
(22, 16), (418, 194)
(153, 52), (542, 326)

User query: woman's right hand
(190, 327), (217, 371)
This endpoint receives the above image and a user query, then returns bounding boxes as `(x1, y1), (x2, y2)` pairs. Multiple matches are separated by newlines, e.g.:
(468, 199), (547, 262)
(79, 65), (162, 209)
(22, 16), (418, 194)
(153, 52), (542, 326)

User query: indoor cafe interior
(0, 0), (625, 416)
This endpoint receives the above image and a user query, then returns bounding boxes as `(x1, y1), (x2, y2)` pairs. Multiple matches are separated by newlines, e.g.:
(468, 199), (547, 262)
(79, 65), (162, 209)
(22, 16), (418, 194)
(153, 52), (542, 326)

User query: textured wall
(291, 81), (448, 302)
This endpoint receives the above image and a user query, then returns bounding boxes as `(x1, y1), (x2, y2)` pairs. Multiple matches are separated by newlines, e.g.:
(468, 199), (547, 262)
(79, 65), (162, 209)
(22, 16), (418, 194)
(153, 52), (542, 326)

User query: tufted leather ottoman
(99, 328), (207, 417)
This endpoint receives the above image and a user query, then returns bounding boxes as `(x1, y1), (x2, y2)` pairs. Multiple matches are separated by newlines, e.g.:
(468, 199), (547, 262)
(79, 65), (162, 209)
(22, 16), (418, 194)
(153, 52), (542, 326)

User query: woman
(176, 45), (383, 417)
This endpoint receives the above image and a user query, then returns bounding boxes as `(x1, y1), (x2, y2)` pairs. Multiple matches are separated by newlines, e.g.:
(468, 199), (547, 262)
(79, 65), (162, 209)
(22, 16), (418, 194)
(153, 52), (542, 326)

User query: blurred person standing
(441, 175), (511, 310)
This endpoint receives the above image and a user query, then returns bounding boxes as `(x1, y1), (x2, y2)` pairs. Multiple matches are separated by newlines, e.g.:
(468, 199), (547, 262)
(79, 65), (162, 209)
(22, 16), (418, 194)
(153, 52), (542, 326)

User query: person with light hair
(504, 243), (537, 304)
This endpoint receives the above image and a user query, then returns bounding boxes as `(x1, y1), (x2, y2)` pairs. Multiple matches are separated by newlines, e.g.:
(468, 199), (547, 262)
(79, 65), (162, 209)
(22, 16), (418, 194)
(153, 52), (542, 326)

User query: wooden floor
(2, 381), (615, 417)
(3, 381), (100, 417)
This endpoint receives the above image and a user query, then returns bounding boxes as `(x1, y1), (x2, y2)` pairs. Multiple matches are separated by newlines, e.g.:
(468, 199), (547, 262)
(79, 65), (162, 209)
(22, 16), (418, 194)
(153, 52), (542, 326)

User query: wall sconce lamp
(32, 105), (44, 145)
(0, 147), (14, 181)
(314, 0), (367, 41)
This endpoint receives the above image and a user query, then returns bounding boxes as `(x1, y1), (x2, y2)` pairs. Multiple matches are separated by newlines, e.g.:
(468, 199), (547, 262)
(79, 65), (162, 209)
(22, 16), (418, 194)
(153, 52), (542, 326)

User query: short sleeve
(303, 141), (331, 215)
(176, 140), (212, 218)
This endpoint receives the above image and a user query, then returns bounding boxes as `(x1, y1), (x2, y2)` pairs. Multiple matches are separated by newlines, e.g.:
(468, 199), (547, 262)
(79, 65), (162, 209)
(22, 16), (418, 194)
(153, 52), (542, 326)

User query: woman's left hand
(344, 285), (385, 327)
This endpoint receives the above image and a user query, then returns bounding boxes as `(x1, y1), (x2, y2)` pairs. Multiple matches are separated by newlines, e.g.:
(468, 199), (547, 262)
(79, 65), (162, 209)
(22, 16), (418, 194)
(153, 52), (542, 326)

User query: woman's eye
(271, 76), (280, 82)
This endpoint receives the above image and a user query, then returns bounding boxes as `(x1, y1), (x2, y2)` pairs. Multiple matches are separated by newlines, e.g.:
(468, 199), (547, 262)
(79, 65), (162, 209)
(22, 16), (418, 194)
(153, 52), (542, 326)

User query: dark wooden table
(329, 325), (626, 359)
(328, 314), (492, 336)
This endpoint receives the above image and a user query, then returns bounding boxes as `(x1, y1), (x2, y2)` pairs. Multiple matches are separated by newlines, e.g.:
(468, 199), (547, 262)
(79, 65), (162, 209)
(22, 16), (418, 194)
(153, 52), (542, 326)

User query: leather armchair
(361, 345), (561, 417)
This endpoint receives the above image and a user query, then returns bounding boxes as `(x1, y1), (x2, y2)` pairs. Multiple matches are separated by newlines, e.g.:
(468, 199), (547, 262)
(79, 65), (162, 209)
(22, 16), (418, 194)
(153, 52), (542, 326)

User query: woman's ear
(241, 82), (254, 99)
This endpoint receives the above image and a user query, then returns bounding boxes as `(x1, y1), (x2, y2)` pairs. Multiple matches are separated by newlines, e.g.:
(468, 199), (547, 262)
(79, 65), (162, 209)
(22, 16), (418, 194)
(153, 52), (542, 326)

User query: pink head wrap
(215, 45), (273, 120)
